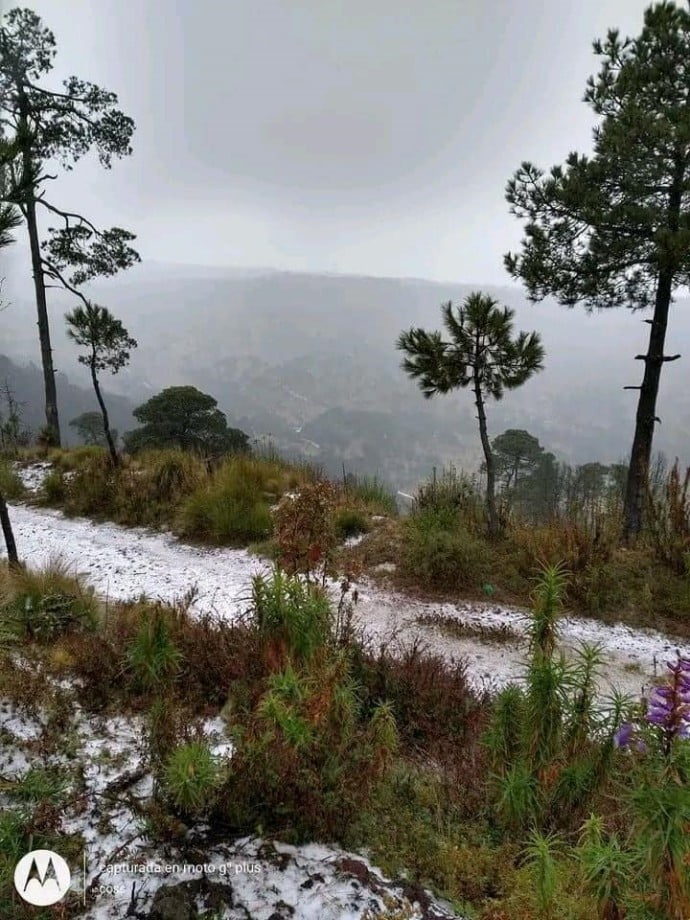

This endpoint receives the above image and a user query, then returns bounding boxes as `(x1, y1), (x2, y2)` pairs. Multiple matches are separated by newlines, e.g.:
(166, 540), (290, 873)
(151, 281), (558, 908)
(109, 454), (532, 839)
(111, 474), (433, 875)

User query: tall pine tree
(0, 140), (21, 566)
(397, 293), (544, 537)
(0, 7), (139, 446)
(505, 2), (690, 542)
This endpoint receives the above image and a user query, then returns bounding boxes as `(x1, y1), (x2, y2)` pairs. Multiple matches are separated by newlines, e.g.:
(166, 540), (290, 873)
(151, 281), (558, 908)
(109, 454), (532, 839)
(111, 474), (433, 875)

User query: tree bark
(622, 155), (684, 543)
(622, 274), (673, 542)
(24, 194), (60, 446)
(90, 362), (119, 467)
(16, 89), (61, 447)
(0, 489), (20, 567)
(473, 372), (499, 538)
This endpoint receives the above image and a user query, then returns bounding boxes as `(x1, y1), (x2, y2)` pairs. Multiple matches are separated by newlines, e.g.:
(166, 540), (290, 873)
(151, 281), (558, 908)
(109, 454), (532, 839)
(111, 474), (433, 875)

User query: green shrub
(573, 560), (630, 615)
(251, 569), (332, 661)
(483, 565), (622, 836)
(220, 654), (397, 841)
(50, 444), (108, 470)
(0, 462), (24, 501)
(40, 468), (67, 504)
(0, 560), (99, 642)
(142, 450), (206, 502)
(164, 741), (220, 816)
(127, 611), (182, 691)
(400, 508), (487, 589)
(334, 506), (370, 540)
(146, 696), (186, 767)
(247, 538), (279, 560)
(176, 487), (272, 544)
(415, 465), (483, 522)
(12, 766), (69, 804)
(175, 457), (276, 544)
(61, 451), (115, 517)
(343, 473), (398, 515)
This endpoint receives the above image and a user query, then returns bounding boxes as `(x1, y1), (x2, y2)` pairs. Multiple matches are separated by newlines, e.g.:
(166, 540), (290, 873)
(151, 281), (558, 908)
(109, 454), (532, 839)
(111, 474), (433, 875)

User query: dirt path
(6, 485), (686, 699)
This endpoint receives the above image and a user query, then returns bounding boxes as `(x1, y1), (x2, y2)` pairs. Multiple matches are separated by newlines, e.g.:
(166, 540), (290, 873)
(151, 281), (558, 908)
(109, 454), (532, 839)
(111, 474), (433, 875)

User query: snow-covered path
(6, 494), (689, 698)
(8, 502), (268, 616)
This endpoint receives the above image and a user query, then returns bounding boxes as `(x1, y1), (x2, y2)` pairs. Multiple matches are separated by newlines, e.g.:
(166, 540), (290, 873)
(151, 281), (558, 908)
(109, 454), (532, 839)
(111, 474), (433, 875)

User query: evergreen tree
(0, 141), (21, 565)
(0, 7), (140, 446)
(69, 411), (118, 448)
(0, 135), (21, 309)
(492, 429), (544, 492)
(397, 293), (544, 537)
(65, 302), (136, 466)
(519, 451), (563, 521)
(505, 3), (690, 542)
(124, 386), (249, 456)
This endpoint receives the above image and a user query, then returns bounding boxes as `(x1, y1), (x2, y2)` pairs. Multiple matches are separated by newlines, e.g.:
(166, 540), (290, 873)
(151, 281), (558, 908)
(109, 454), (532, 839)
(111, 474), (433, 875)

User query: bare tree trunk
(20, 157), (61, 447)
(623, 157), (683, 544)
(622, 276), (674, 543)
(473, 373), (499, 538)
(16, 85), (60, 447)
(0, 489), (19, 566)
(90, 363), (119, 467)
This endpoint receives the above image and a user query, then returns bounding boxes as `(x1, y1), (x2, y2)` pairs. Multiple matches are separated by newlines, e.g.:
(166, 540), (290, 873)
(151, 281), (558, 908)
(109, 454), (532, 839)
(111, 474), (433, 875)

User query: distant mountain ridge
(2, 258), (689, 488)
(0, 355), (137, 447)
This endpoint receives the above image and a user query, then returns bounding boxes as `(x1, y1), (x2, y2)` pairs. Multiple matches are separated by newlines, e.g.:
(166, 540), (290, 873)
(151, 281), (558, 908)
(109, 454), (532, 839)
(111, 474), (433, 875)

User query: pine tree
(397, 292), (544, 537)
(505, 2), (690, 542)
(65, 302), (137, 466)
(0, 7), (140, 446)
(0, 138), (21, 565)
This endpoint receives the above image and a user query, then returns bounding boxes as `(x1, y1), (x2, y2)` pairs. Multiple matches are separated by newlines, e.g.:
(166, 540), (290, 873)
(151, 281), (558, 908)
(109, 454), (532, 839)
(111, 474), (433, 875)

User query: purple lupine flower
(613, 721), (635, 749)
(645, 655), (690, 748)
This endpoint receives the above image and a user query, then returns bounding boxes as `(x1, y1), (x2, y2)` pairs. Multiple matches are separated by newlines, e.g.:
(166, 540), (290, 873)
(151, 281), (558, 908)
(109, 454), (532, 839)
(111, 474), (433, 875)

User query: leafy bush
(219, 654), (397, 841)
(164, 741), (220, 816)
(0, 560), (99, 642)
(175, 456), (293, 545)
(483, 565), (622, 835)
(582, 655), (690, 917)
(176, 486), (271, 544)
(60, 450), (115, 517)
(334, 506), (370, 539)
(400, 508), (488, 589)
(351, 642), (484, 754)
(250, 568), (333, 663)
(40, 468), (67, 504)
(0, 461), (24, 501)
(47, 444), (108, 471)
(343, 473), (398, 515)
(274, 480), (338, 580)
(127, 610), (182, 691)
(415, 465), (483, 522)
(647, 459), (690, 574)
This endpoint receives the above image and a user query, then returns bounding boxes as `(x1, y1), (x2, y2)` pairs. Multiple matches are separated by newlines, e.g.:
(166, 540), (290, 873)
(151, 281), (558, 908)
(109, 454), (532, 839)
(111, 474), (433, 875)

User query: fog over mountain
(1, 0), (686, 489)
(2, 256), (689, 490)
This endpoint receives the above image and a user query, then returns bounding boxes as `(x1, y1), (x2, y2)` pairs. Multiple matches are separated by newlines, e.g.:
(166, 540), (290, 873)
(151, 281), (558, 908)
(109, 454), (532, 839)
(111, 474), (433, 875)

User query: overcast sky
(5, 0), (655, 283)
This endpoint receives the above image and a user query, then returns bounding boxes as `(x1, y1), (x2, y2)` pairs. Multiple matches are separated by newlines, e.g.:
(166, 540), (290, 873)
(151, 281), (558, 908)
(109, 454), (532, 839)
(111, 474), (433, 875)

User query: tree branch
(24, 80), (92, 104)
(35, 197), (99, 235)
(40, 257), (90, 307)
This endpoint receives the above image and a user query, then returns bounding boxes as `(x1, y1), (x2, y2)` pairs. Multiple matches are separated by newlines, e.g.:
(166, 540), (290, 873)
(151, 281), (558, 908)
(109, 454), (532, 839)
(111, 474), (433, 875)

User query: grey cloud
(9, 0), (655, 280)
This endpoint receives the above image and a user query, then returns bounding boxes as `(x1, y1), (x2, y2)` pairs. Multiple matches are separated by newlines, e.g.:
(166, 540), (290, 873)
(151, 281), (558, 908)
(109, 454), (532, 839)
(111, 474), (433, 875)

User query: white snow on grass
(1, 695), (462, 919)
(15, 461), (53, 491)
(5, 466), (688, 698)
(7, 501), (269, 618)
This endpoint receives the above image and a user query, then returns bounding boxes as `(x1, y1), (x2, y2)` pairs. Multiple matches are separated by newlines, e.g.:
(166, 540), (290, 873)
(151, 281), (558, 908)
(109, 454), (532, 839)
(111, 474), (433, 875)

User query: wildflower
(613, 722), (635, 749)
(645, 655), (690, 748)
